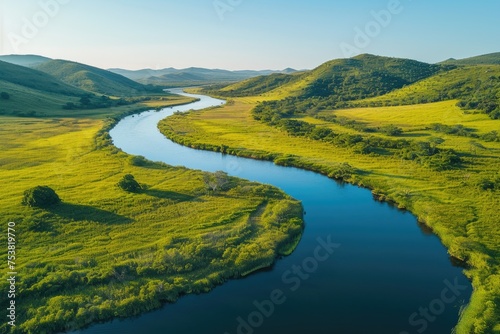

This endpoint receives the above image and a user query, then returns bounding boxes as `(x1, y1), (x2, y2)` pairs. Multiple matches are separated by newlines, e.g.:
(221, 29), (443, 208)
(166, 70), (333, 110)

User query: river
(74, 89), (471, 334)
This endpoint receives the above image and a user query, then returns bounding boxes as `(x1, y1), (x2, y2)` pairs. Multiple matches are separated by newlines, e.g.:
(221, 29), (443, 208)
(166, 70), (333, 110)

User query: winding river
(75, 89), (471, 334)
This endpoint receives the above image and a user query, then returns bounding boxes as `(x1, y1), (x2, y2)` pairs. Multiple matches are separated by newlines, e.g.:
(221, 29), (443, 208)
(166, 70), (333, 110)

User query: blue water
(74, 89), (471, 334)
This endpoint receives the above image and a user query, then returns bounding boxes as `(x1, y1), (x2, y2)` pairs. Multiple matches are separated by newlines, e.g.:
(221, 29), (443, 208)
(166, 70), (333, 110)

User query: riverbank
(159, 96), (500, 333)
(0, 95), (304, 334)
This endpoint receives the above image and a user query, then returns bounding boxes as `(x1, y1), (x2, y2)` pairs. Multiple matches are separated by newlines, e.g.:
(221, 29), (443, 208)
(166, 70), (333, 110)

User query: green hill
(211, 54), (445, 102)
(0, 60), (84, 96)
(0, 60), (89, 116)
(35, 60), (156, 96)
(352, 65), (500, 119)
(440, 52), (500, 66)
(208, 73), (301, 97)
(211, 54), (499, 120)
(295, 54), (444, 99)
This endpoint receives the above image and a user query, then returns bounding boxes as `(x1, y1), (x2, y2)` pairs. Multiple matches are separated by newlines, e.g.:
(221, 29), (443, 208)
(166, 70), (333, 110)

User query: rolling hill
(210, 54), (447, 101)
(208, 53), (499, 120)
(351, 64), (500, 112)
(35, 59), (157, 96)
(0, 60), (85, 96)
(0, 60), (88, 116)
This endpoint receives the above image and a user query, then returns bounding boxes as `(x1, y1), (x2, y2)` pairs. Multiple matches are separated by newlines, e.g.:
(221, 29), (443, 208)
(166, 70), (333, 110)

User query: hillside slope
(0, 60), (85, 97)
(35, 60), (154, 96)
(352, 65), (500, 119)
(212, 54), (445, 101)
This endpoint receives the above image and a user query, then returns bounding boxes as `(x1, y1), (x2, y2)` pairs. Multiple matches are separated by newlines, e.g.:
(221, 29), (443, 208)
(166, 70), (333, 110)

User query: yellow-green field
(0, 97), (303, 333)
(160, 96), (500, 333)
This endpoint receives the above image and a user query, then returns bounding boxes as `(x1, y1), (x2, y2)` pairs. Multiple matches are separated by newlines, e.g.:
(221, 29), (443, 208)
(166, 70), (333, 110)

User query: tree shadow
(48, 203), (133, 225)
(144, 189), (196, 202)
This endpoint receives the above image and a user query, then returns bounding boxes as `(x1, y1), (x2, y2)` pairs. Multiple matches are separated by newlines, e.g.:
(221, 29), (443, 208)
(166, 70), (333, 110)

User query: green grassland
(160, 87), (500, 333)
(0, 94), (304, 333)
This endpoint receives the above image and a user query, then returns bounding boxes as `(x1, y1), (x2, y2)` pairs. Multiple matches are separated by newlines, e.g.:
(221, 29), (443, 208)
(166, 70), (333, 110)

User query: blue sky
(1, 0), (499, 70)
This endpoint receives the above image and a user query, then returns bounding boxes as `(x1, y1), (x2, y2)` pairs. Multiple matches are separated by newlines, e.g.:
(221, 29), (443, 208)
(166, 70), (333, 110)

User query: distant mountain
(440, 52), (500, 66)
(109, 67), (298, 87)
(35, 60), (156, 96)
(0, 54), (52, 67)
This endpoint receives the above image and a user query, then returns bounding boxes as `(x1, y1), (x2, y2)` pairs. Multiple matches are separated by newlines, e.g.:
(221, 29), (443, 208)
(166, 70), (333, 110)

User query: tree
(203, 171), (229, 193)
(117, 174), (142, 193)
(0, 92), (10, 100)
(129, 155), (148, 166)
(214, 171), (229, 190)
(22, 186), (61, 208)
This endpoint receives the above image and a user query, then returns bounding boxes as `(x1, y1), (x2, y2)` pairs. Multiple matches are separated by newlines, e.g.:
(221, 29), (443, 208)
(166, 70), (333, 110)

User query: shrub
(380, 124), (403, 136)
(0, 92), (10, 100)
(22, 186), (61, 208)
(478, 178), (495, 191)
(117, 174), (142, 193)
(129, 155), (148, 166)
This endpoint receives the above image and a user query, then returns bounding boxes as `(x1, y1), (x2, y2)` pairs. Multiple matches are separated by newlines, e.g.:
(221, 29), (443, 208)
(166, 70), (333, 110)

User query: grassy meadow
(0, 96), (304, 333)
(160, 92), (500, 333)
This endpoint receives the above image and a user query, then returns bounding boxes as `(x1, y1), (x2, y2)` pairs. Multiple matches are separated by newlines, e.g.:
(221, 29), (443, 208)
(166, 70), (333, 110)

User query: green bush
(129, 155), (148, 166)
(22, 186), (61, 208)
(117, 174), (142, 193)
(380, 124), (403, 136)
(0, 92), (10, 100)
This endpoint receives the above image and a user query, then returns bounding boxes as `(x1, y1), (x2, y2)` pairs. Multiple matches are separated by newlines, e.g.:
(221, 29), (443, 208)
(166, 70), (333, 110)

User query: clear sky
(1, 0), (499, 70)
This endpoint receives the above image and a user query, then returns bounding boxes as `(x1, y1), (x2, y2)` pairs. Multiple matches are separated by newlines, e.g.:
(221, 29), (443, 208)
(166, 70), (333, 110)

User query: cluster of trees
(477, 176), (500, 191)
(380, 124), (403, 136)
(399, 141), (461, 170)
(456, 78), (500, 119)
(63, 94), (130, 110)
(63, 94), (157, 111)
(253, 106), (461, 171)
(203, 73), (296, 97)
(430, 123), (477, 137)
(481, 131), (499, 142)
